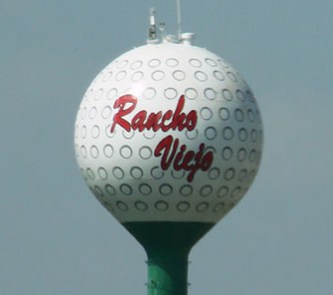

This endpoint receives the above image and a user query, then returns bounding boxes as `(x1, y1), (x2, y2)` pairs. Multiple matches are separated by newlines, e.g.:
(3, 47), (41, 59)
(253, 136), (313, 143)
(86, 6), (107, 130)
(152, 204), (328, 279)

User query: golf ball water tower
(74, 2), (263, 294)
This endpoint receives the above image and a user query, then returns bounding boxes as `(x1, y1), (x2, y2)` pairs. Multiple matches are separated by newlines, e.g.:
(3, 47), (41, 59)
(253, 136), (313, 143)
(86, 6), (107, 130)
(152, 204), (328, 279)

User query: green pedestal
(123, 222), (215, 295)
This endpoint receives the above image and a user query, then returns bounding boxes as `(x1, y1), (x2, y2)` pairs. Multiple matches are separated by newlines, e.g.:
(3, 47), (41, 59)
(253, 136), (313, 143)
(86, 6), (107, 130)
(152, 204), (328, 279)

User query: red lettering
(187, 144), (214, 182)
(111, 95), (137, 132)
(111, 94), (213, 182)
(132, 110), (147, 132)
(174, 145), (187, 170)
(111, 94), (197, 133)
(201, 152), (214, 171)
(170, 95), (197, 131)
(161, 110), (173, 131)
(186, 111), (197, 131)
(171, 95), (186, 131)
(154, 135), (214, 182)
(154, 135), (179, 170)
(146, 111), (162, 131)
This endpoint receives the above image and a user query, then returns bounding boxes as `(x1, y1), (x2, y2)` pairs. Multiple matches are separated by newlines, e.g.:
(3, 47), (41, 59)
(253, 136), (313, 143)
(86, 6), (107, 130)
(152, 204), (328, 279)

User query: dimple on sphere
(74, 42), (263, 223)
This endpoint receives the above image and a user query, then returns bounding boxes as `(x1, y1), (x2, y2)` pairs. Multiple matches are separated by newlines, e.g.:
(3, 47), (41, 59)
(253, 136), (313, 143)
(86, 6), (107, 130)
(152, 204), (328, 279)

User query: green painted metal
(123, 222), (215, 295)
(146, 247), (189, 295)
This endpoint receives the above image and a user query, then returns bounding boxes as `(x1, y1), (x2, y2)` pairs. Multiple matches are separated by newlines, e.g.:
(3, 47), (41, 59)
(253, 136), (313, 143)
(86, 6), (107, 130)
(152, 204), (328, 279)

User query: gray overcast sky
(1, 0), (332, 294)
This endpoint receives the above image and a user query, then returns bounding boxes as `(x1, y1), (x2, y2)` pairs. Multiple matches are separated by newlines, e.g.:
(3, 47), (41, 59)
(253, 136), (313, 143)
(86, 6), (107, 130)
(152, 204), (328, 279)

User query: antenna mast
(176, 0), (182, 40)
(148, 7), (158, 42)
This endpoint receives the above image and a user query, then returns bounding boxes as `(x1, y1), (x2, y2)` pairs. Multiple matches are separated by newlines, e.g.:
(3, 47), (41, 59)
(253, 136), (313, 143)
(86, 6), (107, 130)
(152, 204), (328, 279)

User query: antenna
(176, 0), (182, 40)
(148, 7), (157, 42)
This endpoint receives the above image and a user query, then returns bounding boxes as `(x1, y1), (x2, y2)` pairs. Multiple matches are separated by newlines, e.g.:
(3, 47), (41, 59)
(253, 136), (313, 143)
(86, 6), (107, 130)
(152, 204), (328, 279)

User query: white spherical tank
(74, 41), (263, 224)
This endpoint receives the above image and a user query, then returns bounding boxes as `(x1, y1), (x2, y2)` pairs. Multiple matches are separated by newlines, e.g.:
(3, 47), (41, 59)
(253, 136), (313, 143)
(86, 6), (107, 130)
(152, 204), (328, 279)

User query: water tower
(74, 2), (263, 294)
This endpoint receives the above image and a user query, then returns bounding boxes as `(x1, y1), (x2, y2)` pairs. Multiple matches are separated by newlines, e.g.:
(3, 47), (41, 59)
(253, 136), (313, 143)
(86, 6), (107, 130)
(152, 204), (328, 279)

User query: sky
(1, 0), (333, 294)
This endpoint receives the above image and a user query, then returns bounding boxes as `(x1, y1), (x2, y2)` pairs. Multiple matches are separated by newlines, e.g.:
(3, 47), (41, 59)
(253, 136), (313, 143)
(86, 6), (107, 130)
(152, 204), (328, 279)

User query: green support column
(146, 246), (189, 295)
(123, 222), (215, 295)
